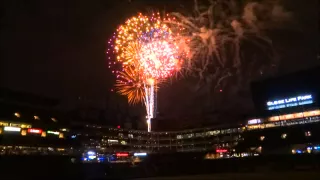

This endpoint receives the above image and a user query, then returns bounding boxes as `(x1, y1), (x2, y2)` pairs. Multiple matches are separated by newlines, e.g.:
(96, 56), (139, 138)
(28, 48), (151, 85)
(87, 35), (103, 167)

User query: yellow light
(59, 133), (64, 139)
(14, 112), (21, 118)
(21, 130), (27, 136)
(20, 124), (32, 128)
(41, 131), (46, 137)
(0, 122), (9, 126)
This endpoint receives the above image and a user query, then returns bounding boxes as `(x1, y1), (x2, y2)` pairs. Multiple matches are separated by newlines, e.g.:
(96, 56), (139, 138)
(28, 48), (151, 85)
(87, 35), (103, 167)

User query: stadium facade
(1, 67), (320, 156)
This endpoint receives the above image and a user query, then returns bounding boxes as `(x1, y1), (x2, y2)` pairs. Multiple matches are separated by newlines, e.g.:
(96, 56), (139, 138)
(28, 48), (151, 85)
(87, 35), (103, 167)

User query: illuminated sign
(108, 139), (119, 144)
(216, 149), (228, 153)
(248, 119), (261, 125)
(266, 95), (313, 110)
(4, 126), (21, 132)
(10, 123), (32, 128)
(27, 128), (42, 134)
(134, 152), (147, 156)
(47, 131), (59, 135)
(116, 153), (129, 157)
(108, 139), (118, 142)
(87, 151), (96, 155)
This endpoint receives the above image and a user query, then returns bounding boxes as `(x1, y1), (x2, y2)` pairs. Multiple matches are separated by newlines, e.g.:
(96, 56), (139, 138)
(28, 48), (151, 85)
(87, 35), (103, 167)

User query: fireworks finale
(107, 1), (291, 131)
(108, 13), (185, 132)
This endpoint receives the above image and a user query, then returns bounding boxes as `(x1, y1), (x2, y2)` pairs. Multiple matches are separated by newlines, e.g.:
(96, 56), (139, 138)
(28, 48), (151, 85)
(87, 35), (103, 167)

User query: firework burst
(108, 12), (185, 132)
(108, 13), (185, 80)
(138, 40), (183, 79)
(168, 0), (291, 90)
(115, 13), (173, 66)
(115, 65), (145, 105)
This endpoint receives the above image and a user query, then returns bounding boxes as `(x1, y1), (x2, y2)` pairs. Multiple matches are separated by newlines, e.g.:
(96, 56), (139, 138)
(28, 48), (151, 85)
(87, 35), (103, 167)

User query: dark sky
(0, 0), (186, 109)
(0, 0), (318, 126)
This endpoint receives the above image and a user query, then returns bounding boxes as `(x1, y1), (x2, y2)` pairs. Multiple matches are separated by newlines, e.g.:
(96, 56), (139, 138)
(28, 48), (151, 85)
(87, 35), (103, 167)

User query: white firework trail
(144, 80), (155, 132)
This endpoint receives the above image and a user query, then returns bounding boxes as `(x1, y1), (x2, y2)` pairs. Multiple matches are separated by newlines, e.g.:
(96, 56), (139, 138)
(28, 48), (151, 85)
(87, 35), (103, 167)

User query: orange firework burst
(115, 66), (145, 105)
(114, 12), (184, 78)
(109, 12), (185, 106)
(115, 13), (171, 65)
(109, 12), (187, 132)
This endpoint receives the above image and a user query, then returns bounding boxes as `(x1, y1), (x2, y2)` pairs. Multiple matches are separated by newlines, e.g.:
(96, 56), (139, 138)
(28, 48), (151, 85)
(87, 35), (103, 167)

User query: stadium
(1, 67), (320, 159)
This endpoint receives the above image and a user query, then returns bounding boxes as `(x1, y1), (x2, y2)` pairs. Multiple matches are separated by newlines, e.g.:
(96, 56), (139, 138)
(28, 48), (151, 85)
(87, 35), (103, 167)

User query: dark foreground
(133, 172), (320, 180)
(1, 153), (320, 179)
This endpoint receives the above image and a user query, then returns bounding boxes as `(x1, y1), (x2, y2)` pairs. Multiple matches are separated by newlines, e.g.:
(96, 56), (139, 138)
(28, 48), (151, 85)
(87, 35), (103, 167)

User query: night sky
(0, 0), (318, 127)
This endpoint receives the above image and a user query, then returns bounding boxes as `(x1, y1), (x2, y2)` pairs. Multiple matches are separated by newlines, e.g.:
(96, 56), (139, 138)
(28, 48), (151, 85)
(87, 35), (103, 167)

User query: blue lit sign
(266, 94), (313, 110)
(248, 119), (261, 125)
